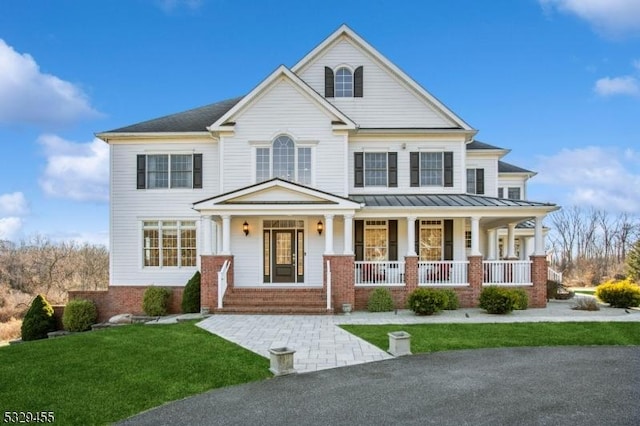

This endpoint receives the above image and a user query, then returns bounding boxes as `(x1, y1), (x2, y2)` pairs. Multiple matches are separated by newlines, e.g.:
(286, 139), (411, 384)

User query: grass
(341, 322), (640, 353)
(574, 289), (596, 295)
(0, 322), (271, 425)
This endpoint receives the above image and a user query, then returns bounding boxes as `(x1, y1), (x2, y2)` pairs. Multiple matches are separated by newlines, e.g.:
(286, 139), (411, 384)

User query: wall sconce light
(243, 221), (249, 236)
(317, 220), (324, 235)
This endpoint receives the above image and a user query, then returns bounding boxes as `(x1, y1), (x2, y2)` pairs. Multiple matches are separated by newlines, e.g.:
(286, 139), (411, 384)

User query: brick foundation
(68, 286), (184, 323)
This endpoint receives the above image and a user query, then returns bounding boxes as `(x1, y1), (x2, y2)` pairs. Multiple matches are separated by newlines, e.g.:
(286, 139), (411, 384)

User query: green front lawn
(0, 322), (270, 425)
(341, 322), (640, 353)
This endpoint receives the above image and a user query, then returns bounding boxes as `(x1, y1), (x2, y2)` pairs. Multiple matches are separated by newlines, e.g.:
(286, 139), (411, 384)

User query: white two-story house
(84, 25), (558, 318)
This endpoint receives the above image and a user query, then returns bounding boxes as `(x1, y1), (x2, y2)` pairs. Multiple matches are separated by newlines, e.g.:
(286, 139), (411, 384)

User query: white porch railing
(355, 261), (405, 286)
(483, 260), (532, 286)
(418, 261), (469, 286)
(548, 267), (563, 283)
(326, 260), (332, 310)
(217, 259), (231, 309)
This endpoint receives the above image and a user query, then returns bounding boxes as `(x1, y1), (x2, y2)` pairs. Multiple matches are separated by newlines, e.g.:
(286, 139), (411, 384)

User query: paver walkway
(196, 298), (640, 373)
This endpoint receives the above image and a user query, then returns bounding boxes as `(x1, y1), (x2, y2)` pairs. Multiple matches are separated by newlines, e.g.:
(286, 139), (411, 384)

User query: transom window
(335, 67), (353, 97)
(364, 220), (388, 261)
(419, 220), (442, 261)
(364, 153), (387, 186)
(420, 152), (443, 186)
(143, 220), (196, 267)
(256, 136), (312, 184)
(147, 154), (193, 189)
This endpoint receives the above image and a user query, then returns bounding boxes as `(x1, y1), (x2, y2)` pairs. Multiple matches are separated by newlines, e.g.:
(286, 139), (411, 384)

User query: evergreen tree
(627, 240), (640, 283)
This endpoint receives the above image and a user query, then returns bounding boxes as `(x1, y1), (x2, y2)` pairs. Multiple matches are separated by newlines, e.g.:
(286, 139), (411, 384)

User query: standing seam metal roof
(348, 193), (555, 208)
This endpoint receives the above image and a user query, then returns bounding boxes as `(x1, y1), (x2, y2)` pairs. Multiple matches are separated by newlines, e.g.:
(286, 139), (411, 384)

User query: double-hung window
(498, 187), (522, 200)
(466, 168), (485, 194)
(255, 135), (312, 185)
(143, 220), (197, 267)
(137, 154), (202, 189)
(410, 152), (453, 187)
(354, 152), (397, 188)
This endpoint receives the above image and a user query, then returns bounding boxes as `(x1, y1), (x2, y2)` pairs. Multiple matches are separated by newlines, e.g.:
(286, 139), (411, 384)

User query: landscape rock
(108, 313), (133, 324)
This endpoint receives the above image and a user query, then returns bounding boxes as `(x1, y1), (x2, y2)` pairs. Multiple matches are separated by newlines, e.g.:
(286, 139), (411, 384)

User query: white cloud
(0, 39), (100, 127)
(38, 134), (109, 202)
(0, 217), (23, 241)
(49, 230), (109, 248)
(0, 192), (28, 216)
(540, 0), (640, 37)
(535, 146), (640, 213)
(594, 76), (640, 97)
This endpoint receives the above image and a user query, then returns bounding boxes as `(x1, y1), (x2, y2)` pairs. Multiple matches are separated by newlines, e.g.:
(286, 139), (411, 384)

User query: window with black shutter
(136, 154), (202, 189)
(354, 66), (363, 97)
(324, 67), (334, 98)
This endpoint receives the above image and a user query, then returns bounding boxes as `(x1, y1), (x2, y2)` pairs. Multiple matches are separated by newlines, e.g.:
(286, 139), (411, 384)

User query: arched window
(256, 135), (312, 185)
(335, 67), (353, 97)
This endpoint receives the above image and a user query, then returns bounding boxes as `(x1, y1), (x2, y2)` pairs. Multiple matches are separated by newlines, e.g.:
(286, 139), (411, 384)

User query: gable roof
(498, 161), (536, 176)
(100, 97), (243, 135)
(208, 65), (356, 132)
(292, 24), (476, 135)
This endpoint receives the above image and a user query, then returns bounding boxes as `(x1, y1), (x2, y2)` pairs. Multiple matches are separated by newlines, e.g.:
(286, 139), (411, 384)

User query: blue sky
(0, 0), (639, 246)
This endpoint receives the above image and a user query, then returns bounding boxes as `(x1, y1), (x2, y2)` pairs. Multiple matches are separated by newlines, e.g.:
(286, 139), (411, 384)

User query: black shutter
(193, 154), (203, 189)
(354, 152), (364, 187)
(444, 219), (453, 260)
(389, 220), (398, 261)
(443, 152), (454, 187)
(137, 155), (146, 189)
(388, 152), (397, 187)
(355, 220), (364, 261)
(476, 168), (484, 195)
(324, 67), (334, 98)
(415, 219), (420, 256)
(354, 66), (363, 97)
(410, 152), (420, 187)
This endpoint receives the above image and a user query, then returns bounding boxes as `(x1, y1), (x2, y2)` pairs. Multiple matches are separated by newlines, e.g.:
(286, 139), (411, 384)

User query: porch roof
(349, 193), (556, 209)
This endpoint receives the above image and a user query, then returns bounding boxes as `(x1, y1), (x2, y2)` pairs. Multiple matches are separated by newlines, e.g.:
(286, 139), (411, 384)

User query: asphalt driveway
(118, 346), (640, 426)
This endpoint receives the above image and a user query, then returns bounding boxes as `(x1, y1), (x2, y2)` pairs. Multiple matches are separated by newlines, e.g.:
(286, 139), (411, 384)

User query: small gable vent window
(325, 66), (363, 98)
(335, 67), (353, 97)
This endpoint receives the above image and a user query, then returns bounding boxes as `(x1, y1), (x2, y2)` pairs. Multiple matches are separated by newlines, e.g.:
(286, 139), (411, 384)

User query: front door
(272, 230), (296, 283)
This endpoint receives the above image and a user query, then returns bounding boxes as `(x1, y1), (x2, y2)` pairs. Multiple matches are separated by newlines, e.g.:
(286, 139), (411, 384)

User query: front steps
(215, 287), (331, 315)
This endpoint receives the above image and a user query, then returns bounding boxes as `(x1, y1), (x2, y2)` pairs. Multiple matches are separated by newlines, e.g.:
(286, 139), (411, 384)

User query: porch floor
(197, 298), (640, 373)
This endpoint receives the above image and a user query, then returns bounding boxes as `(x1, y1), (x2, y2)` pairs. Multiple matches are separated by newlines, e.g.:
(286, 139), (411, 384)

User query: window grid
(273, 136), (295, 180)
(147, 154), (195, 189)
(419, 221), (443, 261)
(147, 155), (169, 189)
(507, 187), (521, 200)
(364, 153), (387, 186)
(466, 169), (477, 194)
(420, 152), (443, 186)
(364, 220), (387, 261)
(256, 148), (270, 182)
(335, 67), (353, 97)
(170, 155), (193, 188)
(255, 137), (312, 185)
(143, 220), (196, 268)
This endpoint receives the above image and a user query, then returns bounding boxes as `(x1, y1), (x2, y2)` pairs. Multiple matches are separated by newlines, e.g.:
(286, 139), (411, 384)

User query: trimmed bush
(441, 289), (459, 310)
(62, 299), (98, 332)
(479, 286), (517, 314)
(21, 294), (56, 341)
(406, 288), (447, 315)
(142, 286), (172, 316)
(367, 288), (395, 312)
(546, 280), (559, 300)
(512, 288), (528, 310)
(595, 279), (640, 308)
(181, 271), (201, 313)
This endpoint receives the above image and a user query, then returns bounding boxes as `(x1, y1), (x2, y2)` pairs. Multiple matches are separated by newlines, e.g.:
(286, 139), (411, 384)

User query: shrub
(142, 287), (172, 316)
(546, 280), (559, 300)
(181, 271), (201, 313)
(20, 294), (56, 341)
(572, 297), (600, 311)
(595, 279), (640, 308)
(479, 286), (517, 314)
(512, 288), (528, 310)
(441, 289), (459, 310)
(367, 288), (395, 312)
(406, 288), (447, 315)
(62, 299), (98, 332)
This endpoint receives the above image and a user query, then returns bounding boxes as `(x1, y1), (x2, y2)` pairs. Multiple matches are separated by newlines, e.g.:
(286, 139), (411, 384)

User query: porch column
(324, 214), (334, 255)
(215, 219), (222, 254)
(506, 223), (517, 259)
(343, 214), (354, 255)
(534, 215), (545, 256)
(519, 237), (527, 260)
(202, 215), (213, 255)
(406, 216), (417, 256)
(487, 228), (497, 260)
(221, 214), (231, 255)
(470, 216), (481, 256)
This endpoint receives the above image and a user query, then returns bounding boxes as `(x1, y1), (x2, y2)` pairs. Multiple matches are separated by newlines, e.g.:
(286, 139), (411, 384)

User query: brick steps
(218, 287), (328, 314)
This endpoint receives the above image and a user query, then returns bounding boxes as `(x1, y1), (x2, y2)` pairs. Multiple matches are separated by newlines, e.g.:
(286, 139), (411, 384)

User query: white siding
(110, 140), (217, 286)
(222, 79), (347, 196)
(498, 176), (528, 200)
(349, 136), (466, 193)
(297, 38), (457, 129)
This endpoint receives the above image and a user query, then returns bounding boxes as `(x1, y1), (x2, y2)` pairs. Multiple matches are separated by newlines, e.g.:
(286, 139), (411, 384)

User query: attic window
(325, 66), (363, 98)
(335, 67), (353, 97)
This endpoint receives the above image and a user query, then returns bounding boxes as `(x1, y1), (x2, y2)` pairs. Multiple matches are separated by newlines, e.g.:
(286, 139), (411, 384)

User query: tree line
(548, 206), (640, 286)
